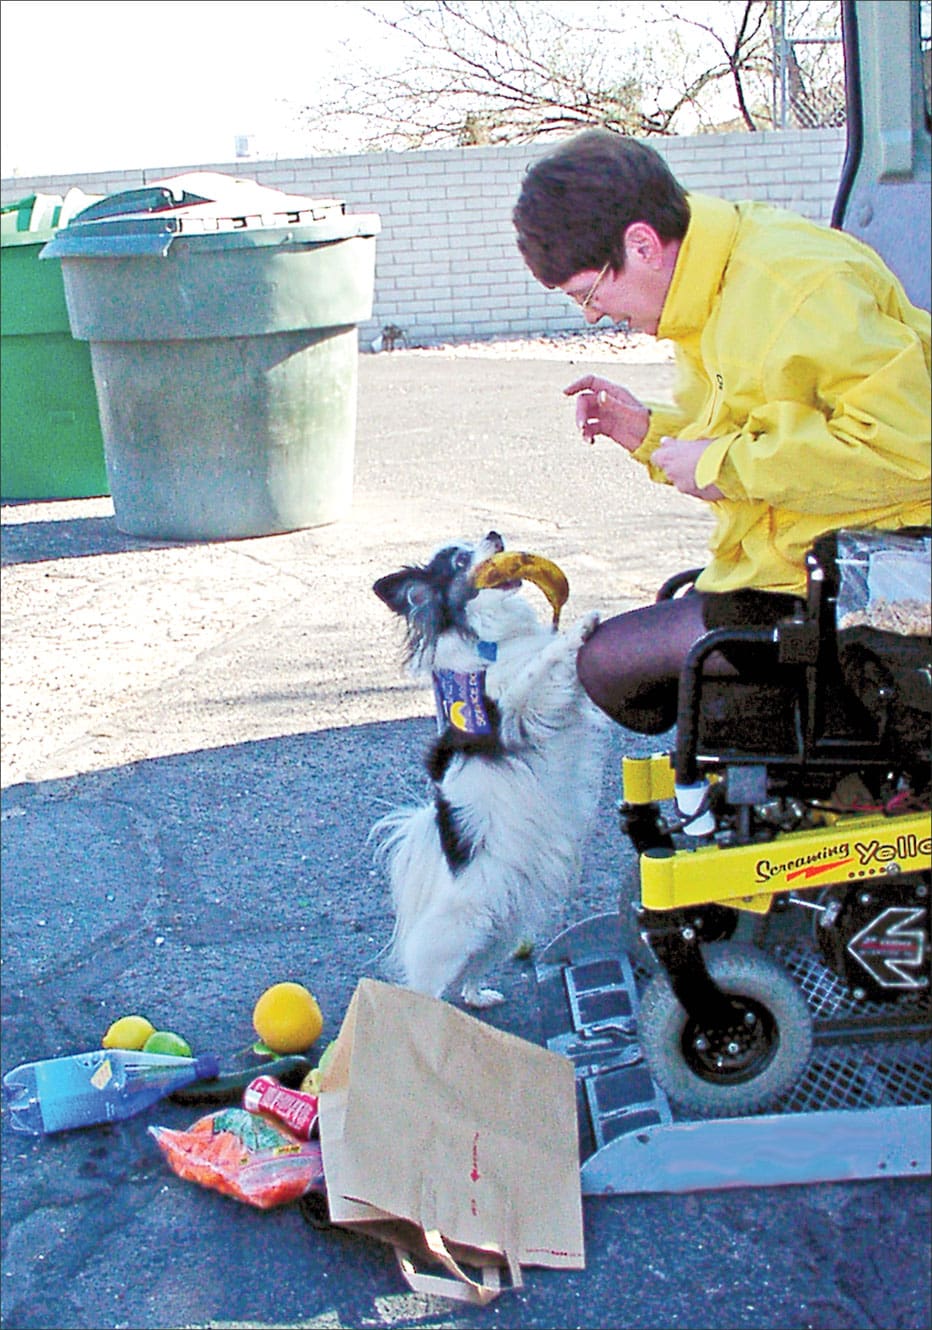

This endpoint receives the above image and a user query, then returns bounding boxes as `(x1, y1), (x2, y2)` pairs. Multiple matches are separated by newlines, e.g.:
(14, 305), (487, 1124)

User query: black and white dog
(372, 531), (607, 1007)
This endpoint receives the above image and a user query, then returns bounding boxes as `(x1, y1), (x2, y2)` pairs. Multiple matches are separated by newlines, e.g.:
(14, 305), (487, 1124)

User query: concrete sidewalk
(2, 351), (929, 1330)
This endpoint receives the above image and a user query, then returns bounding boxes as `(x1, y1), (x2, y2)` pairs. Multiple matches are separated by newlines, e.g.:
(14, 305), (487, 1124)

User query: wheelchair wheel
(638, 944), (813, 1117)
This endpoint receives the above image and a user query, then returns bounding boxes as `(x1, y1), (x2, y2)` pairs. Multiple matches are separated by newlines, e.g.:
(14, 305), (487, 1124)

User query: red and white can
(242, 1074), (319, 1139)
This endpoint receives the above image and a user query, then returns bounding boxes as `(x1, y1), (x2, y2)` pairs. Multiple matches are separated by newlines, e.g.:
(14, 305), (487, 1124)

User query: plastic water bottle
(3, 1048), (220, 1135)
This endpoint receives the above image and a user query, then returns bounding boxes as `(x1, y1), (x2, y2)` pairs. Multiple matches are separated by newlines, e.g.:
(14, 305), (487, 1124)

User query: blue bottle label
(34, 1052), (120, 1133)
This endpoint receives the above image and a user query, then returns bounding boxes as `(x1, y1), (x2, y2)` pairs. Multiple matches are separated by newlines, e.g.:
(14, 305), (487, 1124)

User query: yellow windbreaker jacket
(636, 193), (931, 594)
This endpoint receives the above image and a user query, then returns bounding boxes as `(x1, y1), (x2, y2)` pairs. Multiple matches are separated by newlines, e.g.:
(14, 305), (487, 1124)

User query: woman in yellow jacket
(513, 130), (931, 733)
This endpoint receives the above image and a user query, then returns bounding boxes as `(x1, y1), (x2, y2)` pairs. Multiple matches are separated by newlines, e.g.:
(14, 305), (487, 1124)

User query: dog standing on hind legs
(371, 531), (608, 1007)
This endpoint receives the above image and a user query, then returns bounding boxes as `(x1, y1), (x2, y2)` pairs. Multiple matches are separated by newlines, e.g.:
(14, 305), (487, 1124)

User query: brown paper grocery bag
(318, 979), (584, 1305)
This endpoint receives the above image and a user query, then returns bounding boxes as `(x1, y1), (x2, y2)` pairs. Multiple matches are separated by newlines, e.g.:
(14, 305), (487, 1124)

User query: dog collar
(432, 669), (494, 735)
(477, 640), (498, 662)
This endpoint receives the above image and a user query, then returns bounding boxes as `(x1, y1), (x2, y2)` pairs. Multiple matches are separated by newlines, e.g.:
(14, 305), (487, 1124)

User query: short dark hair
(513, 129), (691, 286)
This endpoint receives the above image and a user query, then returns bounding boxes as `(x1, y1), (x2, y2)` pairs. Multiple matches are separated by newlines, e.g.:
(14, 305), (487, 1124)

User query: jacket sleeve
(694, 278), (931, 513)
(635, 346), (707, 483)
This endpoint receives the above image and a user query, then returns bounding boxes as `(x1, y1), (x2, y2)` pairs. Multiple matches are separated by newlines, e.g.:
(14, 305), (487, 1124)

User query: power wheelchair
(617, 526), (931, 1117)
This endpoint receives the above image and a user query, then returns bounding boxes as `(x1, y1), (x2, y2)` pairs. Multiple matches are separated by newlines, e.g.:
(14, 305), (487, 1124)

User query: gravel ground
(0, 343), (691, 790)
(3, 335), (930, 1330)
(368, 325), (676, 362)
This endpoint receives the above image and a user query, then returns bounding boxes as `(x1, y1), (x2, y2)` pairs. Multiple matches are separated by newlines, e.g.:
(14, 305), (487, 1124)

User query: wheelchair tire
(638, 944), (813, 1117)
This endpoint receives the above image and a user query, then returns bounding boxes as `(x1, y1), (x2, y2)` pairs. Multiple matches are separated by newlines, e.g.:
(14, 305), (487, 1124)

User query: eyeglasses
(571, 260), (611, 310)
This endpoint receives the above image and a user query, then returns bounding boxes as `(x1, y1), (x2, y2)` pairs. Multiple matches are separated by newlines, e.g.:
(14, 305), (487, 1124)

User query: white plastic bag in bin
(836, 530), (932, 636)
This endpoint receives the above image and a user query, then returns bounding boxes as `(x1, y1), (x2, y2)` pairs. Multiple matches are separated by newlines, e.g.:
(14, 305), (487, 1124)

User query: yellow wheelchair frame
(624, 752), (931, 916)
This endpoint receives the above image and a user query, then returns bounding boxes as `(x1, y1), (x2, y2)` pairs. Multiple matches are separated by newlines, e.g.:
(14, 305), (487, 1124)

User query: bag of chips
(149, 1106), (325, 1209)
(835, 529), (931, 636)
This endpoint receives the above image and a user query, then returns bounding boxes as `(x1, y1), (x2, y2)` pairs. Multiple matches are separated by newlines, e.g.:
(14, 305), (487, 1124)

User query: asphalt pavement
(1, 349), (929, 1330)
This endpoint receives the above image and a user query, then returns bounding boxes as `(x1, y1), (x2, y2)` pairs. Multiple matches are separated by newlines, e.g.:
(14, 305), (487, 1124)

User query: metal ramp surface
(536, 912), (932, 1195)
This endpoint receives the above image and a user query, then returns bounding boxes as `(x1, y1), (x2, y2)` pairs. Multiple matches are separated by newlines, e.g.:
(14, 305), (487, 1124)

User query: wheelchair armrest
(675, 626), (778, 784)
(656, 568), (704, 602)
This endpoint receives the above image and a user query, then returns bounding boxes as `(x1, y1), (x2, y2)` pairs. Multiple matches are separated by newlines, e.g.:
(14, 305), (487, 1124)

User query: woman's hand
(653, 436), (724, 500)
(564, 375), (651, 452)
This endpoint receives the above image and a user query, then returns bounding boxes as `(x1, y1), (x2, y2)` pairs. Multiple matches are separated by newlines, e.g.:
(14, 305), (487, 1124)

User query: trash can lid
(40, 171), (380, 260)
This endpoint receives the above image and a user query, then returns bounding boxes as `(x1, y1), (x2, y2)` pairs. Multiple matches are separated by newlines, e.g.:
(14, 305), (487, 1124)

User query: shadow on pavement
(0, 512), (192, 567)
(0, 719), (632, 1330)
(3, 713), (930, 1330)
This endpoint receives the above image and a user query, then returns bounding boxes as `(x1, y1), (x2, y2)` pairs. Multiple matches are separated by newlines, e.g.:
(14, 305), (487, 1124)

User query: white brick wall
(2, 129), (846, 346)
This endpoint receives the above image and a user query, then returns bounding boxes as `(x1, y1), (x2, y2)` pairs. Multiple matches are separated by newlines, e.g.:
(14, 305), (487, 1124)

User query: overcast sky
(0, 0), (401, 178)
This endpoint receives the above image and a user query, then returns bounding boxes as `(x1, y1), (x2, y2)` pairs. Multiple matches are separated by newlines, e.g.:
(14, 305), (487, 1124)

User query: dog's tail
(370, 801), (451, 970)
(368, 802), (423, 863)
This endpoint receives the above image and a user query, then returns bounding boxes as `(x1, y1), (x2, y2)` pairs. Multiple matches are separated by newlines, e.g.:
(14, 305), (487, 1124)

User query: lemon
(102, 1015), (157, 1050)
(142, 1030), (193, 1058)
(252, 982), (323, 1055)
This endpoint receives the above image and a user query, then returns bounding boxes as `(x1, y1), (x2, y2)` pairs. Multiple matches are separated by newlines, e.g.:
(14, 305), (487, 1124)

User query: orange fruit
(252, 982), (323, 1054)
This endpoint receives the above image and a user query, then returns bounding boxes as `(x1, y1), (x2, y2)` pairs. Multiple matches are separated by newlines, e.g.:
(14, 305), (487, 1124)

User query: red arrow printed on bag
(471, 1131), (481, 1182)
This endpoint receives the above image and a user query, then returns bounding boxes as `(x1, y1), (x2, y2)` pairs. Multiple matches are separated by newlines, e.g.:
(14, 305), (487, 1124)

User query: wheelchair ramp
(535, 912), (931, 1196)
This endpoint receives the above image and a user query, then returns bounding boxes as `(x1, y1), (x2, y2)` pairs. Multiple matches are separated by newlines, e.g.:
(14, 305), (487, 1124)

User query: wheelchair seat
(663, 528), (931, 809)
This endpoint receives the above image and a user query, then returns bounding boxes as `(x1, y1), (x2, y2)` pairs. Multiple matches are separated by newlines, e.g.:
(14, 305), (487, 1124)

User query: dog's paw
(461, 984), (505, 1008)
(577, 609), (601, 642)
(563, 609), (600, 650)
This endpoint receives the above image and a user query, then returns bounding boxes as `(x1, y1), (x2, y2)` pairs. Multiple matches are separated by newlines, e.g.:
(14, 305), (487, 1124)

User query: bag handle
(394, 1229), (523, 1306)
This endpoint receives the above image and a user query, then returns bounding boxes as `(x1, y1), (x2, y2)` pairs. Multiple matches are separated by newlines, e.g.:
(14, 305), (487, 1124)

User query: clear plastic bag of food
(835, 530), (931, 637)
(149, 1107), (325, 1209)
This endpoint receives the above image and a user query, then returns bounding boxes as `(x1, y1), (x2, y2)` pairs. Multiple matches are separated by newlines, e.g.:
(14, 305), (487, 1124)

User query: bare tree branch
(288, 1), (843, 153)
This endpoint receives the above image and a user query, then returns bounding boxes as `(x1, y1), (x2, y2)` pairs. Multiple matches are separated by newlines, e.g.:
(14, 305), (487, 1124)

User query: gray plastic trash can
(41, 173), (380, 540)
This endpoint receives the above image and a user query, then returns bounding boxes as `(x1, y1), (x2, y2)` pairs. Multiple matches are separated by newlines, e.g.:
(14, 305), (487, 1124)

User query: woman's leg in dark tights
(577, 594), (723, 733)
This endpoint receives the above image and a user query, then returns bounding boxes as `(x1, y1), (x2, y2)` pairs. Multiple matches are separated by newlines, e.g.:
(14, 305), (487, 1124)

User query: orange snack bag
(149, 1107), (326, 1209)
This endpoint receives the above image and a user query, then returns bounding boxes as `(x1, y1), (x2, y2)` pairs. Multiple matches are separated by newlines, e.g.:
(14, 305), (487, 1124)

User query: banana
(470, 550), (570, 627)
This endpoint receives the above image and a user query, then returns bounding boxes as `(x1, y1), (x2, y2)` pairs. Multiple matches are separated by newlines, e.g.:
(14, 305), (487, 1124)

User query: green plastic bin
(1, 190), (108, 500)
(41, 173), (380, 540)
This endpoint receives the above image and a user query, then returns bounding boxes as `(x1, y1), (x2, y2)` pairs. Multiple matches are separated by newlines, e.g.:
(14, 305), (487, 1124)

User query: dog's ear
(373, 569), (433, 617)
